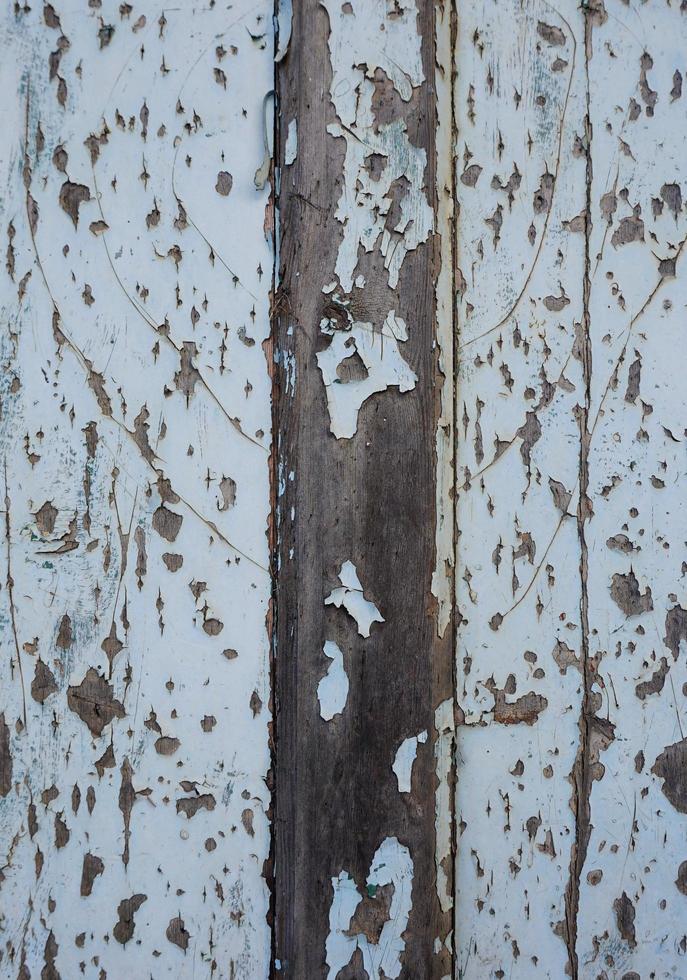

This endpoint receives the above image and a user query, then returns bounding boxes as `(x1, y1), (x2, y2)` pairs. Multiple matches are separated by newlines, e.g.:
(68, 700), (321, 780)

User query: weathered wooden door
(2, 1), (686, 977)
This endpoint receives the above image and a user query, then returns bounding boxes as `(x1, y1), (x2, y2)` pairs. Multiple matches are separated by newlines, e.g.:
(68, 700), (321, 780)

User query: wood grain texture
(5, 2), (686, 976)
(273, 1), (452, 976)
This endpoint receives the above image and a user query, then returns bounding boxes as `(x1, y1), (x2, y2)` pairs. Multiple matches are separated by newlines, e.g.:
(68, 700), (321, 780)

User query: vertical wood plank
(0, 5), (274, 976)
(452, 1), (588, 975)
(452, 1), (687, 977)
(274, 1), (452, 975)
(579, 5), (687, 974)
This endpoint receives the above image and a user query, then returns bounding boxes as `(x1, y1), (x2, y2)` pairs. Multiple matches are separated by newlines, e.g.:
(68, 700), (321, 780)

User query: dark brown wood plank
(273, 2), (453, 975)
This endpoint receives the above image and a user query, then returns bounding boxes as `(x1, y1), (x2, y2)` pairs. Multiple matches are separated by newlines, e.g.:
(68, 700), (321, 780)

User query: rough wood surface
(274, 1), (452, 976)
(3, 0), (687, 976)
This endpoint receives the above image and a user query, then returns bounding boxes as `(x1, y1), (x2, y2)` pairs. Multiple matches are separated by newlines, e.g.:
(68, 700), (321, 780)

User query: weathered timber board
(453, 1), (687, 977)
(0, 4), (274, 976)
(274, 1), (453, 976)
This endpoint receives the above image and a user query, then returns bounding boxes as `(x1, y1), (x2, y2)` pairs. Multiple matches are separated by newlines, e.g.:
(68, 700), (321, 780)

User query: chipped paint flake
(326, 836), (413, 980)
(275, 0), (293, 63)
(317, 641), (349, 721)
(317, 309), (417, 439)
(392, 730), (427, 793)
(325, 560), (384, 637)
(285, 119), (298, 166)
(322, 0), (432, 292)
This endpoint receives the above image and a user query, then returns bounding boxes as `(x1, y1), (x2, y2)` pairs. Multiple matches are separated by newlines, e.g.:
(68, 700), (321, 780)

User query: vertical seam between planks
(449, 1), (460, 977)
(268, 1), (281, 974)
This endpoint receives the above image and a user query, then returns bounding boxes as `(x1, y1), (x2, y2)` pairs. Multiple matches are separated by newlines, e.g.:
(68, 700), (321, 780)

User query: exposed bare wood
(273, 1), (452, 976)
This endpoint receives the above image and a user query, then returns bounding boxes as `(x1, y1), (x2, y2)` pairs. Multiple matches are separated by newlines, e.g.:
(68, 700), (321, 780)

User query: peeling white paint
(323, 0), (423, 124)
(325, 560), (384, 637)
(317, 641), (349, 721)
(8, 0), (684, 974)
(452, 3), (586, 972)
(274, 0), (293, 63)
(328, 119), (433, 291)
(393, 730), (427, 793)
(285, 118), (298, 166)
(0, 4), (273, 976)
(317, 310), (416, 439)
(451, 0), (687, 974)
(254, 91), (275, 191)
(321, 0), (432, 292)
(325, 836), (413, 980)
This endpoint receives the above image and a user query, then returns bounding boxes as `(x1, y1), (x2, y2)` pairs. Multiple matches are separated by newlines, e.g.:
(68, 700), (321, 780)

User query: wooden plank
(452, 1), (588, 975)
(273, 1), (453, 975)
(579, 5), (687, 974)
(452, 0), (687, 977)
(7, 2), (686, 976)
(0, 5), (274, 976)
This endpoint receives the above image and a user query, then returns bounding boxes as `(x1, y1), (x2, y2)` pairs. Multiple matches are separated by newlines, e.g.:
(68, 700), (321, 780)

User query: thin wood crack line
(3, 459), (28, 729)
(563, 13), (594, 976)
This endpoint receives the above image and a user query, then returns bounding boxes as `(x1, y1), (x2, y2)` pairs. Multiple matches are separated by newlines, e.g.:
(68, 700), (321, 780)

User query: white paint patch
(326, 836), (413, 980)
(323, 0), (423, 126)
(325, 560), (384, 637)
(0, 3), (274, 975)
(275, 0), (293, 62)
(285, 118), (298, 166)
(317, 310), (416, 439)
(318, 641), (349, 721)
(393, 730), (427, 793)
(328, 119), (433, 291)
(322, 0), (432, 291)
